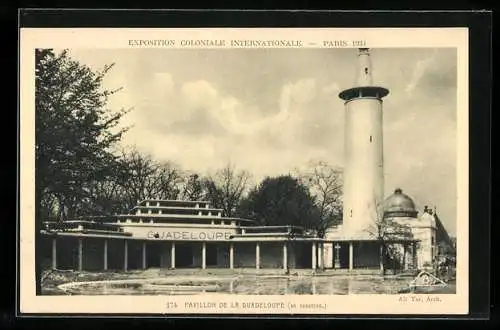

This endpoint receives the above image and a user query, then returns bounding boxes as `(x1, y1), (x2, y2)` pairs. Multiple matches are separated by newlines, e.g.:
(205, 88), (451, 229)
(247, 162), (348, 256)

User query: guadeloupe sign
(122, 226), (236, 241)
(147, 231), (233, 241)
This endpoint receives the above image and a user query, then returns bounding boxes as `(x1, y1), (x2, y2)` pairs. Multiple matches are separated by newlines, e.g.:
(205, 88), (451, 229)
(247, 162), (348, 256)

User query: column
(318, 243), (323, 269)
(255, 242), (260, 269)
(407, 246), (412, 271)
(51, 238), (57, 270)
(402, 244), (408, 270)
(312, 242), (317, 270)
(283, 242), (288, 270)
(103, 239), (108, 270)
(171, 242), (176, 269)
(78, 238), (83, 271)
(124, 240), (128, 271)
(202, 242), (206, 269)
(323, 243), (333, 268)
(334, 243), (341, 269)
(348, 241), (353, 271)
(379, 242), (384, 272)
(229, 243), (234, 269)
(142, 242), (147, 269)
(412, 242), (417, 269)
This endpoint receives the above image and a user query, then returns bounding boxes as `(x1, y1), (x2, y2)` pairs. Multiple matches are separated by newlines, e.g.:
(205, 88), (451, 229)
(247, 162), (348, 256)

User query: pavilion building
(39, 192), (452, 273)
(38, 48), (454, 274)
(40, 199), (325, 272)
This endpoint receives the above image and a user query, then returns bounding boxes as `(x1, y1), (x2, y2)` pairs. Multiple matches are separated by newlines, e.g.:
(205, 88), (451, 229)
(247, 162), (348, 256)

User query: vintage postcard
(19, 27), (468, 315)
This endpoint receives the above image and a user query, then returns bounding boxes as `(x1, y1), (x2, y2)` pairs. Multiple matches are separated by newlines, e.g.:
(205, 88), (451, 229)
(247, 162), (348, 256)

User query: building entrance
(146, 242), (161, 268)
(206, 244), (218, 267)
(176, 243), (194, 268)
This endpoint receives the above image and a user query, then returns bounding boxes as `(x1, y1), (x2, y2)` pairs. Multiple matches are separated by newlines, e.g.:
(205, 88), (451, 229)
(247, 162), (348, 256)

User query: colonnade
(49, 237), (417, 272)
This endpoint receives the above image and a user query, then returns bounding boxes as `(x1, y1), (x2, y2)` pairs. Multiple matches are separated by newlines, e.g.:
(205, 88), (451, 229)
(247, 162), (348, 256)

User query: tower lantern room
(357, 48), (373, 86)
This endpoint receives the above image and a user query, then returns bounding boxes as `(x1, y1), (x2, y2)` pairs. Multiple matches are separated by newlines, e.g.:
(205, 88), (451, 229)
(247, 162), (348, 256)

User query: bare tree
(180, 172), (204, 201)
(367, 199), (414, 275)
(155, 160), (183, 200)
(80, 179), (128, 215)
(296, 160), (343, 236)
(119, 148), (183, 209)
(205, 163), (251, 217)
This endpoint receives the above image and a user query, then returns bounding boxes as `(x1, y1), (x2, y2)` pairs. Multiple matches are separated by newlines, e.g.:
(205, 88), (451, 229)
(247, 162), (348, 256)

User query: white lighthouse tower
(339, 48), (389, 239)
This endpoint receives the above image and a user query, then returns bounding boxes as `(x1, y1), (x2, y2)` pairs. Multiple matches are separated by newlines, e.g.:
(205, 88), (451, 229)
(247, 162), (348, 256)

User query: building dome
(383, 188), (418, 218)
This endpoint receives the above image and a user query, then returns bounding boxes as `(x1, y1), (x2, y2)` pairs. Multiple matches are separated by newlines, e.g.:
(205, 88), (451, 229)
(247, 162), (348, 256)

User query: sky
(66, 47), (458, 235)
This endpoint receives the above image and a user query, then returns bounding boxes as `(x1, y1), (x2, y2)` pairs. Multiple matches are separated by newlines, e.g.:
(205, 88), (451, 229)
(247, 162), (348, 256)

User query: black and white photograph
(19, 27), (469, 315)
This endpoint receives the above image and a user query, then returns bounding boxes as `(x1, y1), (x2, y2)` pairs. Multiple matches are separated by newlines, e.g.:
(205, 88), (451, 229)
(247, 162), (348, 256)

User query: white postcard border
(19, 27), (469, 315)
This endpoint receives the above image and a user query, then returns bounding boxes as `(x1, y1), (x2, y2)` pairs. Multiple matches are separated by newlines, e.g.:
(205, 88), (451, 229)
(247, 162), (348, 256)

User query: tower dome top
(383, 188), (418, 219)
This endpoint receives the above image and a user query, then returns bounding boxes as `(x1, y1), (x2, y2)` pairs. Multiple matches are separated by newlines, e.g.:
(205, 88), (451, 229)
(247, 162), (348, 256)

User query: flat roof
(44, 220), (96, 224)
(41, 230), (133, 240)
(40, 230), (420, 243)
(41, 229), (132, 237)
(230, 237), (419, 243)
(243, 225), (302, 229)
(231, 233), (314, 238)
(229, 236), (322, 242)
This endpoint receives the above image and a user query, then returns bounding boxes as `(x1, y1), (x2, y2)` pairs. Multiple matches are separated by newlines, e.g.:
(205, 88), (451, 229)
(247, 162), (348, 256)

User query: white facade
(389, 211), (438, 269)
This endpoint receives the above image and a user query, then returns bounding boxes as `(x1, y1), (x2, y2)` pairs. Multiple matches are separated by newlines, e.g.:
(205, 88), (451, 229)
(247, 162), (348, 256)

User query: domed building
(320, 187), (455, 272)
(382, 188), (450, 270)
(383, 188), (418, 219)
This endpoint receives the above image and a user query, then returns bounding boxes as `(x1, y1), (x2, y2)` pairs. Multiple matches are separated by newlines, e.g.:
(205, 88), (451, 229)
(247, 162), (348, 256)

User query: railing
(137, 199), (212, 209)
(79, 229), (132, 236)
(43, 221), (124, 233)
(237, 225), (317, 238)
